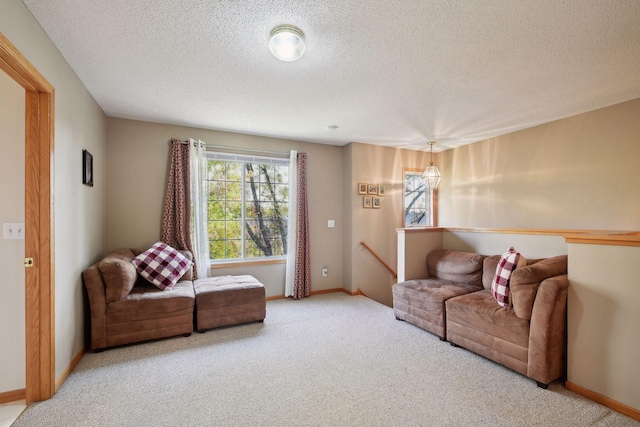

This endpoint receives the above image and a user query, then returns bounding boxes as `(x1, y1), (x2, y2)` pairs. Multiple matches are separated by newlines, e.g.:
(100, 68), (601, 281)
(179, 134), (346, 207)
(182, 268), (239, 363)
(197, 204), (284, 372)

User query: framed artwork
(367, 184), (378, 195)
(358, 183), (368, 195)
(373, 197), (381, 209)
(82, 149), (93, 187)
(363, 196), (372, 208)
(378, 184), (386, 196)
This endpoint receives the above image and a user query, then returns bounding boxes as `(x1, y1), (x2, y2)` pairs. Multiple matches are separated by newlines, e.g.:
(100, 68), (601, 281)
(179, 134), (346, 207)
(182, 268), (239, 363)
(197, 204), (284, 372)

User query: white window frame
(206, 151), (289, 263)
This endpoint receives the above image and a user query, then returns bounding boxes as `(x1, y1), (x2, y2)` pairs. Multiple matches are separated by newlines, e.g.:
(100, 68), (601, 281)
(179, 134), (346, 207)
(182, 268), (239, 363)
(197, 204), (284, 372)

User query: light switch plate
(328, 220), (335, 228)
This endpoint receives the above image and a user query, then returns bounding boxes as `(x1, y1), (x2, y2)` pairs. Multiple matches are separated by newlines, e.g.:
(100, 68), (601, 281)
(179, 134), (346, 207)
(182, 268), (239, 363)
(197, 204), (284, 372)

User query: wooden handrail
(360, 242), (397, 278)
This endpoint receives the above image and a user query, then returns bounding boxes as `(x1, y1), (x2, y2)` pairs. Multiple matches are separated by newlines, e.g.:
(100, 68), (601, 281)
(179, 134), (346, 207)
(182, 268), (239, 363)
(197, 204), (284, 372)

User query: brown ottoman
(194, 275), (266, 331)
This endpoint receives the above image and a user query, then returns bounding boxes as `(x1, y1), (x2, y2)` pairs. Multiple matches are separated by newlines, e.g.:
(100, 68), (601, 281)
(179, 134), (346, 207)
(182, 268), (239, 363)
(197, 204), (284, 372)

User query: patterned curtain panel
(293, 152), (311, 299)
(161, 139), (196, 274)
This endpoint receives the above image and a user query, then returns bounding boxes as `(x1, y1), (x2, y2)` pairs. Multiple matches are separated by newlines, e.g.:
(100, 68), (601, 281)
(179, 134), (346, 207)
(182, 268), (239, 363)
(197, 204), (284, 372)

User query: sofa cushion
(510, 255), (568, 320)
(427, 249), (486, 286)
(98, 248), (137, 303)
(491, 247), (526, 308)
(446, 289), (531, 374)
(446, 290), (531, 349)
(106, 280), (195, 324)
(393, 278), (481, 338)
(132, 241), (193, 290)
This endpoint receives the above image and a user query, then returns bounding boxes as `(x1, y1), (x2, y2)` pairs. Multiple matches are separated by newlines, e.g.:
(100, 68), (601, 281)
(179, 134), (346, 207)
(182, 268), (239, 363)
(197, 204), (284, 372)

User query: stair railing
(360, 241), (397, 278)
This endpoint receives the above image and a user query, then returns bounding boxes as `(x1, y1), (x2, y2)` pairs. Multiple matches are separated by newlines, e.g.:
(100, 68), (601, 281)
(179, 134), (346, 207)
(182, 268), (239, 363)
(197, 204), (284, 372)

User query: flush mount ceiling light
(269, 24), (305, 62)
(422, 141), (442, 190)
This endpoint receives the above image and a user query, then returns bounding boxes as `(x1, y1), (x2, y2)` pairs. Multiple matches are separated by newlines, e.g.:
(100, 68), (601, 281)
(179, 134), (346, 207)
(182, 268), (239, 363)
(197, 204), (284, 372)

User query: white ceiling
(22, 0), (640, 152)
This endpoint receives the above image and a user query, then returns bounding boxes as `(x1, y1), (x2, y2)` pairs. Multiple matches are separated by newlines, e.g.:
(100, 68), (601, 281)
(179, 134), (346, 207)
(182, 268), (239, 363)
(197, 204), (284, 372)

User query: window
(206, 152), (289, 261)
(403, 168), (433, 226)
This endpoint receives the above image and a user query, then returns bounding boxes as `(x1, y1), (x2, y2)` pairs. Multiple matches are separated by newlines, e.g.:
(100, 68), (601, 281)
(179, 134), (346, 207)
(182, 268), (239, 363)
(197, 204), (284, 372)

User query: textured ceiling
(22, 0), (640, 151)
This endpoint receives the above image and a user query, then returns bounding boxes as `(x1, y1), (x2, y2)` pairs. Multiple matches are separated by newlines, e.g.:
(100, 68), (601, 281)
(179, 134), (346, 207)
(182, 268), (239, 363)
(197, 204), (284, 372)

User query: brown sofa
(83, 248), (268, 351)
(83, 248), (195, 350)
(393, 249), (569, 388)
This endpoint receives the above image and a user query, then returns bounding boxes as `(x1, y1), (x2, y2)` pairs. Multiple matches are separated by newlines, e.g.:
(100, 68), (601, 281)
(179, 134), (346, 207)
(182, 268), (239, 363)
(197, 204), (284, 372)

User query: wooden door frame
(0, 33), (55, 403)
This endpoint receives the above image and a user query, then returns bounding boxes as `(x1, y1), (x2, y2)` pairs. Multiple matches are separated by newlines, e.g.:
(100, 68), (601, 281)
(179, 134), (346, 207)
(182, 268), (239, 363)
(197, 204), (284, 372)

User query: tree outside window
(206, 156), (288, 261)
(403, 168), (433, 226)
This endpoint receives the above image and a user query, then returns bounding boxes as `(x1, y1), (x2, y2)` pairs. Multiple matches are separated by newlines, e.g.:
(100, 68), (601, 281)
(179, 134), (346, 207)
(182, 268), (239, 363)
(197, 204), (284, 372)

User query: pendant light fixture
(422, 141), (441, 189)
(269, 25), (305, 62)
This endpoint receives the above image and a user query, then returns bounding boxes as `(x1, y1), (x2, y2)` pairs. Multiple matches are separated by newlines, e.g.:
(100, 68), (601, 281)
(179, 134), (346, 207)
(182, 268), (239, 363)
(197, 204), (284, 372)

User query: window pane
(245, 238), (260, 258)
(259, 202), (274, 219)
(226, 182), (241, 200)
(404, 171), (431, 227)
(209, 221), (225, 240)
(209, 161), (225, 180)
(209, 240), (225, 260)
(245, 220), (272, 257)
(245, 163), (258, 182)
(226, 201), (241, 220)
(274, 165), (288, 183)
(208, 181), (225, 200)
(225, 239), (241, 259)
(226, 162), (241, 181)
(260, 183), (274, 201)
(275, 184), (288, 201)
(208, 201), (225, 221)
(271, 238), (285, 256)
(260, 165), (274, 182)
(245, 201), (259, 220)
(225, 221), (241, 239)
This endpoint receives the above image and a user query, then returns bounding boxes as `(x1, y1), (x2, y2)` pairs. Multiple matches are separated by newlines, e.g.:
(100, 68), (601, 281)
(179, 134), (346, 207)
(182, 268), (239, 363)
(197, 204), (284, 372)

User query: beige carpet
(14, 293), (639, 426)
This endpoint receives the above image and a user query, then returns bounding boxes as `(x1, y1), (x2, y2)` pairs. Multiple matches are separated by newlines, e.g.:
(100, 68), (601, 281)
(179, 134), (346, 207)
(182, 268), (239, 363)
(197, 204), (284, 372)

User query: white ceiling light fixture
(422, 141), (441, 190)
(269, 24), (305, 62)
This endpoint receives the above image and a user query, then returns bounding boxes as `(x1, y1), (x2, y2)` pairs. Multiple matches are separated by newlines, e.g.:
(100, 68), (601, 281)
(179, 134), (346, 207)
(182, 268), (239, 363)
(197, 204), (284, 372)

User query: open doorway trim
(0, 33), (55, 403)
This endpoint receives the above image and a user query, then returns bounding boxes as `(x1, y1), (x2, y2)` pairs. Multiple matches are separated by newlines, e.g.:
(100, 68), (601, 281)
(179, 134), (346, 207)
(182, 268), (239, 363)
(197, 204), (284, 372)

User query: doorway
(0, 33), (55, 403)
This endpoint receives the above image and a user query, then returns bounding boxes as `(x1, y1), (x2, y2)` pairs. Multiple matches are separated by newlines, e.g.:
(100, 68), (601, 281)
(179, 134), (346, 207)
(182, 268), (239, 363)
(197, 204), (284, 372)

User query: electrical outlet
(322, 267), (328, 277)
(3, 223), (25, 240)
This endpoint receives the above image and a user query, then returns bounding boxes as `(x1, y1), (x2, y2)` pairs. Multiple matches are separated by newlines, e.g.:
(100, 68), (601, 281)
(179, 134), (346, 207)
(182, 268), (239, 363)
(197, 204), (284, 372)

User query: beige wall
(0, 69), (26, 393)
(106, 118), (344, 294)
(439, 98), (640, 230)
(397, 230), (443, 282)
(345, 142), (434, 306)
(1, 0), (108, 381)
(568, 243), (640, 411)
(443, 231), (567, 259)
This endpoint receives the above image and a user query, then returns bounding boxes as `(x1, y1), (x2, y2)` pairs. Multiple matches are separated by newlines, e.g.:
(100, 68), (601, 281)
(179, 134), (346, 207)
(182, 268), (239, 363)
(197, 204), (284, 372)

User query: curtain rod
(175, 139), (290, 158)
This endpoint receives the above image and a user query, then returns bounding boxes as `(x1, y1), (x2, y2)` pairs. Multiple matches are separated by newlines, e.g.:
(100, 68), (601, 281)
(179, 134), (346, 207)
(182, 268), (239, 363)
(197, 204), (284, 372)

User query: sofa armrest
(511, 255), (568, 320)
(82, 264), (108, 350)
(527, 274), (569, 385)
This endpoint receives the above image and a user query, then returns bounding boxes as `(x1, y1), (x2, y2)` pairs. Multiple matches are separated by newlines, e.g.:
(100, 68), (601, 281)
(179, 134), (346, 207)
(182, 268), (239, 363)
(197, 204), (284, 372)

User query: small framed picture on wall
(358, 183), (368, 195)
(373, 197), (381, 209)
(378, 184), (386, 196)
(82, 149), (93, 187)
(368, 184), (378, 195)
(363, 196), (372, 208)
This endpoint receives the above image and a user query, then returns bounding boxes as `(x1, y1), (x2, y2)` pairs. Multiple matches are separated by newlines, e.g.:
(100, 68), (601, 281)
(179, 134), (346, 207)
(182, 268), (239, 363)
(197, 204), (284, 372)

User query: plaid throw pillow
(131, 241), (192, 290)
(491, 247), (524, 308)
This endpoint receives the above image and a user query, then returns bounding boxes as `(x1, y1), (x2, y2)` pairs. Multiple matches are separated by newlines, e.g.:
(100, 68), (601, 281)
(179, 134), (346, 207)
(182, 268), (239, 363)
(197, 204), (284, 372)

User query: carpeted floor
(14, 293), (639, 426)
